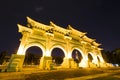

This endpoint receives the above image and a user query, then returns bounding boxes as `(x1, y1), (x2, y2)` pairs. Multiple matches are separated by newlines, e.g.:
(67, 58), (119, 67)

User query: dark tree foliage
(102, 48), (120, 66)
(101, 50), (110, 63)
(0, 51), (8, 64)
(111, 48), (120, 65)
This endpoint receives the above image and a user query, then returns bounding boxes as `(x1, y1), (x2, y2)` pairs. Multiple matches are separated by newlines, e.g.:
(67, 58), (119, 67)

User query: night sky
(0, 0), (120, 54)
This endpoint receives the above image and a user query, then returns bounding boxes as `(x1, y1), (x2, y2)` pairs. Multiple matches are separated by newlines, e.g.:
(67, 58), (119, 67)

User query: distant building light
(112, 64), (119, 67)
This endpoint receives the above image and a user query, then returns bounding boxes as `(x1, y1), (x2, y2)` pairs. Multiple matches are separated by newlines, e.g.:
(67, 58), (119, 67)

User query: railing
(0, 65), (7, 69)
(0, 63), (8, 72)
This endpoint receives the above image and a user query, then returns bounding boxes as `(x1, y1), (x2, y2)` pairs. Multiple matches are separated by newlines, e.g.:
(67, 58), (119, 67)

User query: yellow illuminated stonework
(7, 17), (112, 72)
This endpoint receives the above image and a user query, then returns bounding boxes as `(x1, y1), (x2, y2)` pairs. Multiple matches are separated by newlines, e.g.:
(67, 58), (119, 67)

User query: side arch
(49, 44), (67, 58)
(87, 52), (104, 65)
(87, 52), (94, 61)
(87, 52), (95, 59)
(97, 55), (105, 63)
(23, 42), (45, 56)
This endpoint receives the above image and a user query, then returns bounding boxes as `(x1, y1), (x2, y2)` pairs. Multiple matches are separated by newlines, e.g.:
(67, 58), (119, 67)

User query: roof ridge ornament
(67, 25), (86, 37)
(67, 25), (73, 30)
(50, 21), (68, 34)
(17, 24), (32, 33)
(26, 17), (53, 31)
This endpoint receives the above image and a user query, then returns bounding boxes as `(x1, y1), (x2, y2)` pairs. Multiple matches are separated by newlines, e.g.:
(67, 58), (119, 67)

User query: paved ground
(65, 68), (120, 80)
(0, 67), (120, 80)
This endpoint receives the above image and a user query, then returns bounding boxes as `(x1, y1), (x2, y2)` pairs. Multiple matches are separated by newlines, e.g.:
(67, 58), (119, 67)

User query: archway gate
(7, 17), (107, 72)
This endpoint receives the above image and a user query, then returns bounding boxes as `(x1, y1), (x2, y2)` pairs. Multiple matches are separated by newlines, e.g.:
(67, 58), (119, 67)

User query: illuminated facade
(7, 17), (110, 72)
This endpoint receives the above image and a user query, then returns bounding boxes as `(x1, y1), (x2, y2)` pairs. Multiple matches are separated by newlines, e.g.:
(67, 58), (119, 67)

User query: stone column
(17, 31), (30, 55)
(39, 56), (52, 70)
(69, 58), (78, 68)
(79, 57), (89, 68)
(63, 35), (72, 68)
(39, 32), (53, 70)
(61, 58), (71, 68)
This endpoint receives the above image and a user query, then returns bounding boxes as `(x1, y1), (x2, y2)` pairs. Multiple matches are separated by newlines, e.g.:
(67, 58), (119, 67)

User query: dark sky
(0, 0), (120, 53)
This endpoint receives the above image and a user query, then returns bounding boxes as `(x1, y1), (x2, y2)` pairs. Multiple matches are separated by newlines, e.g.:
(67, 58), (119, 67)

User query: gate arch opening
(51, 48), (65, 65)
(72, 49), (83, 63)
(23, 46), (43, 67)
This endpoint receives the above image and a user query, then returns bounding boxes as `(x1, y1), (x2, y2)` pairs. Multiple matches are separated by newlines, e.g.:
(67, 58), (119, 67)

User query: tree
(101, 50), (112, 63)
(0, 51), (7, 65)
(111, 48), (120, 65)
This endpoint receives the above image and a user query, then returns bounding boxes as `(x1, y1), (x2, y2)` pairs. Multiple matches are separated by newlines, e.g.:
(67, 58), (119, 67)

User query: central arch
(50, 45), (67, 65)
(50, 45), (67, 57)
(51, 48), (65, 65)
(72, 49), (83, 63)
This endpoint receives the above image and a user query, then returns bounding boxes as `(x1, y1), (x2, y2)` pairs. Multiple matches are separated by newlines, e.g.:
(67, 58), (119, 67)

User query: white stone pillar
(39, 56), (52, 70)
(17, 32), (30, 55)
(79, 56), (89, 68)
(63, 35), (72, 68)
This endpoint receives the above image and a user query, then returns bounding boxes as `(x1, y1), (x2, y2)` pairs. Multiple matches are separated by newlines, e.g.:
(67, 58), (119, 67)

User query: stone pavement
(0, 68), (120, 80)
(65, 69), (120, 80)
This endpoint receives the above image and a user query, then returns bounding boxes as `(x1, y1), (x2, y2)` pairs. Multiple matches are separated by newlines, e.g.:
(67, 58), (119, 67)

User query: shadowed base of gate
(4, 54), (112, 72)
